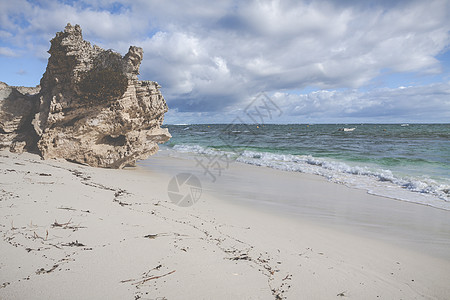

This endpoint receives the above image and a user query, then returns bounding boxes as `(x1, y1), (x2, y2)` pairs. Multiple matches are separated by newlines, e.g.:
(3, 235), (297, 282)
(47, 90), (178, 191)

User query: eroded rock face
(0, 82), (40, 153)
(0, 23), (171, 168)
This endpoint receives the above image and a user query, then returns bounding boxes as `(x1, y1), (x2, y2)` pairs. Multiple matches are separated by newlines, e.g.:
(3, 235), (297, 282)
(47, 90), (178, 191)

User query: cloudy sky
(1, 0), (449, 123)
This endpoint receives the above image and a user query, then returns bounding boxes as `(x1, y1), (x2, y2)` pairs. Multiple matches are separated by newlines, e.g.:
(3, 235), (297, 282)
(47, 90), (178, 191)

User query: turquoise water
(161, 124), (450, 210)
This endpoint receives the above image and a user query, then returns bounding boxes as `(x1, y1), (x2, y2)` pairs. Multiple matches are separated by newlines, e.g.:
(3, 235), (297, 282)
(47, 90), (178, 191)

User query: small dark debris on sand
(144, 234), (158, 239)
(229, 254), (251, 261)
(62, 240), (85, 247)
(36, 264), (59, 274)
(337, 291), (347, 297)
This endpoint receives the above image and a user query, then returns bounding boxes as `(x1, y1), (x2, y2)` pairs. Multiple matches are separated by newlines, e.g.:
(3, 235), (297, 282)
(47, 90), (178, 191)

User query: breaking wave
(171, 144), (450, 210)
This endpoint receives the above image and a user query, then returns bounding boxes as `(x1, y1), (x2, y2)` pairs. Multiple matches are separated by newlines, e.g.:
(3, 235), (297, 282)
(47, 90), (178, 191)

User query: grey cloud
(270, 83), (450, 122)
(136, 0), (449, 113)
(1, 0), (449, 122)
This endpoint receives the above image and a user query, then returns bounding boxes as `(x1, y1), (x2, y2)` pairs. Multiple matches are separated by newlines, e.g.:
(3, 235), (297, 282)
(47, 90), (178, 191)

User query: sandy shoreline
(1, 150), (450, 299)
(143, 150), (450, 261)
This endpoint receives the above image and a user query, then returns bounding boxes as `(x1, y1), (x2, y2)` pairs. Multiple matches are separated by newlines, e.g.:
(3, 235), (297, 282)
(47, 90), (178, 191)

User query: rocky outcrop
(0, 23), (171, 168)
(0, 82), (40, 153)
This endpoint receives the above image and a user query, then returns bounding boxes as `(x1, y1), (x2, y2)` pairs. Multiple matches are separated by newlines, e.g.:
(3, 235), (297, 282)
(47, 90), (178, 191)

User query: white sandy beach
(1, 150), (450, 299)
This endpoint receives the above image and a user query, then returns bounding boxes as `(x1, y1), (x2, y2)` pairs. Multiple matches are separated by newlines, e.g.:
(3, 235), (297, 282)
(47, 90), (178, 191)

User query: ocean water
(159, 124), (450, 210)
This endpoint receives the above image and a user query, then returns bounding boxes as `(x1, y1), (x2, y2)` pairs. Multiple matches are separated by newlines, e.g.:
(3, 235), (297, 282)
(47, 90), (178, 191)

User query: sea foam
(170, 144), (450, 210)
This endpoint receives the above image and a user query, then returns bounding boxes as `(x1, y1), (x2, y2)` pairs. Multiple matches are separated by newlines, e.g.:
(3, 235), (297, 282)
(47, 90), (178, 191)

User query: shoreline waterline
(162, 123), (450, 211)
(140, 150), (450, 261)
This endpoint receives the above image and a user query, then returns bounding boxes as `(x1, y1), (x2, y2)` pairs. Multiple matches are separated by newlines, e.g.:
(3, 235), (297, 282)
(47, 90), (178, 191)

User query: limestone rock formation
(0, 23), (171, 168)
(0, 82), (40, 153)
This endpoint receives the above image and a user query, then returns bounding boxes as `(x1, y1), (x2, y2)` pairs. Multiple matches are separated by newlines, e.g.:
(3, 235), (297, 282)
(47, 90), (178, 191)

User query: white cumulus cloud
(1, 0), (449, 122)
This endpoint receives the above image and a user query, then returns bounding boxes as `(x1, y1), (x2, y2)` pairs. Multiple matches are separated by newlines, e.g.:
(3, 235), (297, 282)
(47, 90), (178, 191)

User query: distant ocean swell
(169, 144), (450, 210)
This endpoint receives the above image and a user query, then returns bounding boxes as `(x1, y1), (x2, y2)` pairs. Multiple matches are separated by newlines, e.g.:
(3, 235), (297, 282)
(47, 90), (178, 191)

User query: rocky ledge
(0, 23), (171, 168)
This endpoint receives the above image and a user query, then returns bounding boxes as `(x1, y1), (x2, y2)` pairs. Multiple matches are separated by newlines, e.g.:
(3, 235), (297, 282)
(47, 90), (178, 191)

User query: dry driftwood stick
(10, 220), (17, 230)
(57, 207), (76, 211)
(48, 243), (62, 249)
(133, 270), (176, 285)
(33, 231), (45, 240)
(52, 218), (72, 227)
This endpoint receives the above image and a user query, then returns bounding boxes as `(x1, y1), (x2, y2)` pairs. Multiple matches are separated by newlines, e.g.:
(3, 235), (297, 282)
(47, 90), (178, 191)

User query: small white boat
(401, 124), (409, 127)
(338, 127), (356, 132)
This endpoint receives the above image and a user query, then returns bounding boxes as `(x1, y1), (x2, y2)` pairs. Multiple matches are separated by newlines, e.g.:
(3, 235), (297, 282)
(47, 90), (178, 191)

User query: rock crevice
(0, 23), (171, 168)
